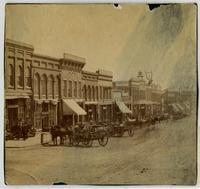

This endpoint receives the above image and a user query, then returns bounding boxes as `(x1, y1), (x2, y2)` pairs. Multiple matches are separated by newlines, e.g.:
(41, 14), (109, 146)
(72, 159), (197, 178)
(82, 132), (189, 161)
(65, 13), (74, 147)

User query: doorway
(7, 108), (18, 129)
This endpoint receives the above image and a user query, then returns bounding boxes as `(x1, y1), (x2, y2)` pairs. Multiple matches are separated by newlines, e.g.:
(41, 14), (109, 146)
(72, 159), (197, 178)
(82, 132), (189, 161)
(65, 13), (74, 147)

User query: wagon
(72, 124), (109, 147)
(109, 120), (135, 137)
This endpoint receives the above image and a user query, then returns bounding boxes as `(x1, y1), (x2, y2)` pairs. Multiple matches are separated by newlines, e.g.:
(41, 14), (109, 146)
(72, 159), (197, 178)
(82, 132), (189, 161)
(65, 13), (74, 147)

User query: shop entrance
(42, 117), (49, 131)
(7, 107), (18, 129)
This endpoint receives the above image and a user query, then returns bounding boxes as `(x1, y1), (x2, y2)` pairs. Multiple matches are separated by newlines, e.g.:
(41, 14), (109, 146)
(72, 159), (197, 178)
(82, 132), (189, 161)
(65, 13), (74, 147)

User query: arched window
(92, 86), (95, 101)
(74, 81), (77, 97)
(18, 65), (23, 87)
(96, 86), (98, 100)
(41, 74), (47, 98)
(78, 82), (82, 98)
(34, 73), (40, 97)
(48, 75), (54, 98)
(8, 64), (14, 87)
(88, 86), (91, 101)
(83, 85), (86, 100)
(26, 67), (31, 87)
(54, 76), (60, 97)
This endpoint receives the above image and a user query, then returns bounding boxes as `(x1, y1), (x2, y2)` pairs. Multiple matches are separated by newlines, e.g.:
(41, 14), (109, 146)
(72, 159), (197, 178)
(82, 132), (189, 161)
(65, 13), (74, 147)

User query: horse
(50, 126), (73, 145)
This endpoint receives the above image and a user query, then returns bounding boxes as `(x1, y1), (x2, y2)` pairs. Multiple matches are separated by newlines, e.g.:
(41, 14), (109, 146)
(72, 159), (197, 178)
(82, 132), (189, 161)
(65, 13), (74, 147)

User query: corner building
(4, 39), (113, 131)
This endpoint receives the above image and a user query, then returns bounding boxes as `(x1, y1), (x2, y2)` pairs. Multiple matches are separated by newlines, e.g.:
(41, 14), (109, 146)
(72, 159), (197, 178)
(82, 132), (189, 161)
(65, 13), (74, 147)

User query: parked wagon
(72, 123), (109, 147)
(109, 120), (136, 137)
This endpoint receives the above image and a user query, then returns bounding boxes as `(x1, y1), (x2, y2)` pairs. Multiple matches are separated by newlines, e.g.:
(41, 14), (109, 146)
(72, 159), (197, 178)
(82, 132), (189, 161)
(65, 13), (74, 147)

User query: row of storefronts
(5, 39), (113, 131)
(5, 39), (194, 132)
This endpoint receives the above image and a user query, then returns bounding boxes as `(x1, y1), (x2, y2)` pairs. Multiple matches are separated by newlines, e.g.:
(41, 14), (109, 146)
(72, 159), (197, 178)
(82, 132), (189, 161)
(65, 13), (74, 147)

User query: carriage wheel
(83, 135), (93, 147)
(128, 127), (134, 137)
(72, 137), (80, 146)
(98, 136), (108, 146)
(117, 130), (124, 137)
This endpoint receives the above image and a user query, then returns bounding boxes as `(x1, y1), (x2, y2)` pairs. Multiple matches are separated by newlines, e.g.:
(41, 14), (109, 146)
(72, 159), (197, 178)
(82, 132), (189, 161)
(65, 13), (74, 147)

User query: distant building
(113, 71), (163, 120)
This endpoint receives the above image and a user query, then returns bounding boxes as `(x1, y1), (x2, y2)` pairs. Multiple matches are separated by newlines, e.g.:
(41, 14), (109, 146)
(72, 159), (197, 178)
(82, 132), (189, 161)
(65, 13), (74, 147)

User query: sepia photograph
(4, 3), (197, 185)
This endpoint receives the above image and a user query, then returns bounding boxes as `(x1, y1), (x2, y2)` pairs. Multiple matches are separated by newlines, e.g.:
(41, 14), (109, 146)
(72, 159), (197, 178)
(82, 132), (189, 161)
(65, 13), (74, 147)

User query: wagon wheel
(83, 133), (93, 147)
(72, 138), (80, 146)
(83, 137), (93, 147)
(117, 129), (124, 137)
(128, 127), (134, 137)
(98, 136), (108, 146)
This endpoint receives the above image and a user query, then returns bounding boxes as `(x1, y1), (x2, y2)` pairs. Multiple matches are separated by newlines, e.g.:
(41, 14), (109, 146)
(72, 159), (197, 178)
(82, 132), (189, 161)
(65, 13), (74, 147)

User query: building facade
(5, 39), (113, 131)
(113, 71), (163, 120)
(5, 39), (33, 130)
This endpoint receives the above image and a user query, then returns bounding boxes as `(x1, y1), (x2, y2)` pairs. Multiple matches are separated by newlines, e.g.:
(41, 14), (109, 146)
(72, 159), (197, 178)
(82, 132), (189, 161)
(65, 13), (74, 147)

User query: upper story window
(25, 67), (31, 87)
(63, 80), (67, 97)
(68, 81), (72, 97)
(74, 81), (77, 97)
(88, 86), (91, 101)
(41, 74), (47, 98)
(83, 85), (86, 100)
(18, 65), (23, 87)
(42, 102), (48, 112)
(96, 86), (98, 100)
(8, 64), (14, 87)
(92, 86), (95, 100)
(34, 73), (40, 97)
(54, 76), (59, 97)
(78, 82), (82, 98)
(48, 75), (54, 98)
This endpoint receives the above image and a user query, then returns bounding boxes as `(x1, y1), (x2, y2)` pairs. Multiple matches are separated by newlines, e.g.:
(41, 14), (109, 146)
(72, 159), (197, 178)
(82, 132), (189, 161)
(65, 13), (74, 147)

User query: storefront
(34, 99), (58, 131)
(5, 96), (32, 131)
(62, 99), (87, 126)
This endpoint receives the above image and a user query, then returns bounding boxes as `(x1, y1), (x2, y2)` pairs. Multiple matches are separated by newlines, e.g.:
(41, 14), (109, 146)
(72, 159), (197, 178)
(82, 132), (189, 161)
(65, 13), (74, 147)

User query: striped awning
(63, 99), (87, 115)
(176, 103), (185, 112)
(170, 104), (180, 113)
(116, 101), (132, 114)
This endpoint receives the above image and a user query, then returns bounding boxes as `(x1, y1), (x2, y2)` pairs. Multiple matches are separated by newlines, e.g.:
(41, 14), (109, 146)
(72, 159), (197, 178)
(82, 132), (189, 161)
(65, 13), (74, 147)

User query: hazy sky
(5, 4), (197, 90)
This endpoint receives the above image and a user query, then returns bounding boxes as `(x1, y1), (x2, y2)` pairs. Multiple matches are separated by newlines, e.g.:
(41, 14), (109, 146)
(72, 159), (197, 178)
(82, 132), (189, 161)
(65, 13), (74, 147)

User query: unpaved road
(5, 114), (197, 185)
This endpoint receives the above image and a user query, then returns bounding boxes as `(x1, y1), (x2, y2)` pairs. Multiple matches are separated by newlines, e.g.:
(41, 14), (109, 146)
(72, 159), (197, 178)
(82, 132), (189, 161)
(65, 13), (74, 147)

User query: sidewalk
(5, 132), (51, 148)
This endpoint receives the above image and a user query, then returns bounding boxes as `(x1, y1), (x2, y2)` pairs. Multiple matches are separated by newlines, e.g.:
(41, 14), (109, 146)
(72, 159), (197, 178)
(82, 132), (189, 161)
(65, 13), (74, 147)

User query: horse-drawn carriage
(49, 123), (109, 147)
(108, 119), (136, 137)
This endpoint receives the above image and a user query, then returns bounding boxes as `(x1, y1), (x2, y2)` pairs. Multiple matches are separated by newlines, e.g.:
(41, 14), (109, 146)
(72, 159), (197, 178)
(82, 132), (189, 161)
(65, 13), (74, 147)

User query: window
(96, 86), (98, 100)
(74, 81), (77, 97)
(83, 85), (86, 100)
(18, 65), (23, 87)
(42, 103), (48, 112)
(79, 82), (82, 98)
(92, 86), (95, 100)
(48, 75), (54, 98)
(88, 86), (91, 101)
(34, 73), (40, 97)
(54, 76), (59, 97)
(26, 67), (31, 87)
(68, 81), (72, 97)
(41, 74), (47, 97)
(63, 80), (67, 97)
(8, 64), (14, 87)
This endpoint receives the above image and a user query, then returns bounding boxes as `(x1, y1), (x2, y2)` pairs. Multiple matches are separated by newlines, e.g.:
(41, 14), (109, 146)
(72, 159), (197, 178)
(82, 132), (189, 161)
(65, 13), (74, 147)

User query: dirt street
(5, 114), (197, 185)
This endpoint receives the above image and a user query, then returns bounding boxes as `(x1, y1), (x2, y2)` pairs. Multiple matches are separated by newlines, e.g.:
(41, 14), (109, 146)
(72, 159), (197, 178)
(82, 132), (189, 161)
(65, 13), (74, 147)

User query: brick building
(4, 39), (113, 131)
(5, 39), (33, 130)
(113, 71), (163, 120)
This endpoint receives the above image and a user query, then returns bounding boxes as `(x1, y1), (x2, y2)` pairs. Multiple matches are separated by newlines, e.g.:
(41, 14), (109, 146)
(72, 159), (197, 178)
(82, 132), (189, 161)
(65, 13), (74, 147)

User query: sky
(5, 4), (197, 90)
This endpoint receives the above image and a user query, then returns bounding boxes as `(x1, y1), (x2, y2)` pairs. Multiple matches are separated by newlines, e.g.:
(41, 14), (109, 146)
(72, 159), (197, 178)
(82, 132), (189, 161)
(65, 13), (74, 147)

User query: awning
(176, 103), (185, 112)
(170, 104), (180, 113)
(63, 99), (87, 115)
(183, 102), (190, 110)
(5, 95), (29, 100)
(116, 101), (132, 114)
